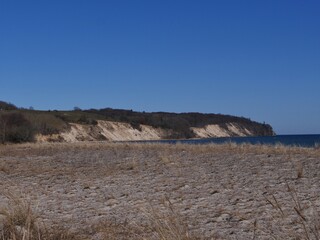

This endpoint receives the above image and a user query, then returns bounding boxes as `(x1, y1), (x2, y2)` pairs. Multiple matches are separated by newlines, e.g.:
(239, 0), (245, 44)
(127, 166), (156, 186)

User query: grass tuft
(263, 185), (320, 239)
(142, 197), (194, 240)
(296, 161), (304, 179)
(0, 193), (80, 240)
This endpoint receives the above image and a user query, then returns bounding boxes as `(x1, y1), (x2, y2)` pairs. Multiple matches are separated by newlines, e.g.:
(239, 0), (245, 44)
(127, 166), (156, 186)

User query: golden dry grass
(1, 141), (319, 157)
(0, 192), (80, 240)
(0, 192), (195, 240)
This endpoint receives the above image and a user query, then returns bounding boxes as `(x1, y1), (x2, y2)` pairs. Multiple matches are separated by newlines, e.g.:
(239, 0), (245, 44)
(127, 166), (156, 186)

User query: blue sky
(0, 0), (319, 134)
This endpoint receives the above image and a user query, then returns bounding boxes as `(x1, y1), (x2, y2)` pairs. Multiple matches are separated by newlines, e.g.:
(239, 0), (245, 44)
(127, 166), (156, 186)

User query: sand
(36, 120), (256, 143)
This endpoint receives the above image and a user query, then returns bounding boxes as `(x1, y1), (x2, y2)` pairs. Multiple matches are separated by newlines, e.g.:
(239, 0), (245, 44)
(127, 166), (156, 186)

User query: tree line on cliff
(0, 101), (274, 143)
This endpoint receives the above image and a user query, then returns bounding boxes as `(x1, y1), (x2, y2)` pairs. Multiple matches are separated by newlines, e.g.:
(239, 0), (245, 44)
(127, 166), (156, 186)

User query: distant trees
(0, 113), (35, 143)
(78, 114), (97, 125)
(0, 101), (17, 111)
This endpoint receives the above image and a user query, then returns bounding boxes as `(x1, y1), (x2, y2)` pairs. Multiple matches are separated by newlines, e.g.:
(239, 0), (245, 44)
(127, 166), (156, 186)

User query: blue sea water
(147, 135), (320, 148)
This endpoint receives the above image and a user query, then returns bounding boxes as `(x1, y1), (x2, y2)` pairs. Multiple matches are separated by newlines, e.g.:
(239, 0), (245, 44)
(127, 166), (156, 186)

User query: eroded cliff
(36, 120), (274, 142)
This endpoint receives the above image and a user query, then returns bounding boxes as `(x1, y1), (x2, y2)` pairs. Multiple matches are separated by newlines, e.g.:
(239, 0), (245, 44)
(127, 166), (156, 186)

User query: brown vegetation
(0, 113), (35, 143)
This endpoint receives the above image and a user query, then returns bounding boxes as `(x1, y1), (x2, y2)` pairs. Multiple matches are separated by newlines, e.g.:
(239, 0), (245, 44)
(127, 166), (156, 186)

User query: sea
(143, 134), (320, 148)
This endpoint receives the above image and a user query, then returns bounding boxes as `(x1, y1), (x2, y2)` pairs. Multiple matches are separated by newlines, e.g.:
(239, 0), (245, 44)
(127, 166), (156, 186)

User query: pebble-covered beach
(1, 143), (320, 239)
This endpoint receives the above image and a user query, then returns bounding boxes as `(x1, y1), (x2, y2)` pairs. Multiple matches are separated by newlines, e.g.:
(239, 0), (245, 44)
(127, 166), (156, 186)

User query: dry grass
(0, 192), (39, 240)
(92, 196), (196, 240)
(262, 184), (320, 239)
(1, 141), (320, 159)
(0, 193), (195, 240)
(141, 197), (194, 240)
(296, 161), (304, 179)
(93, 220), (143, 240)
(0, 192), (80, 240)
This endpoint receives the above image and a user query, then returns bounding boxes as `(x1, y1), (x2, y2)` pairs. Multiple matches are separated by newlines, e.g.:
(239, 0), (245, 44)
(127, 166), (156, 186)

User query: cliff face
(36, 120), (275, 143)
(0, 100), (275, 144)
(191, 123), (254, 138)
(36, 121), (163, 142)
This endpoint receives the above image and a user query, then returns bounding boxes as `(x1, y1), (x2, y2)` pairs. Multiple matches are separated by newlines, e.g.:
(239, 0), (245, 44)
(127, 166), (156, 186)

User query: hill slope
(0, 101), (275, 143)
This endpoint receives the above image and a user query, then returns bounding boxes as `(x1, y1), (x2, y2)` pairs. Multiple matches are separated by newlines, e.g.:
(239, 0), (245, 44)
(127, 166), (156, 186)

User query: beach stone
(0, 143), (319, 239)
(216, 213), (232, 222)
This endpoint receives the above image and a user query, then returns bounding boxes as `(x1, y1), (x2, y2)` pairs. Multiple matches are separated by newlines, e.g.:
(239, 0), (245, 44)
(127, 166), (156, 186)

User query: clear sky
(0, 1), (319, 134)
